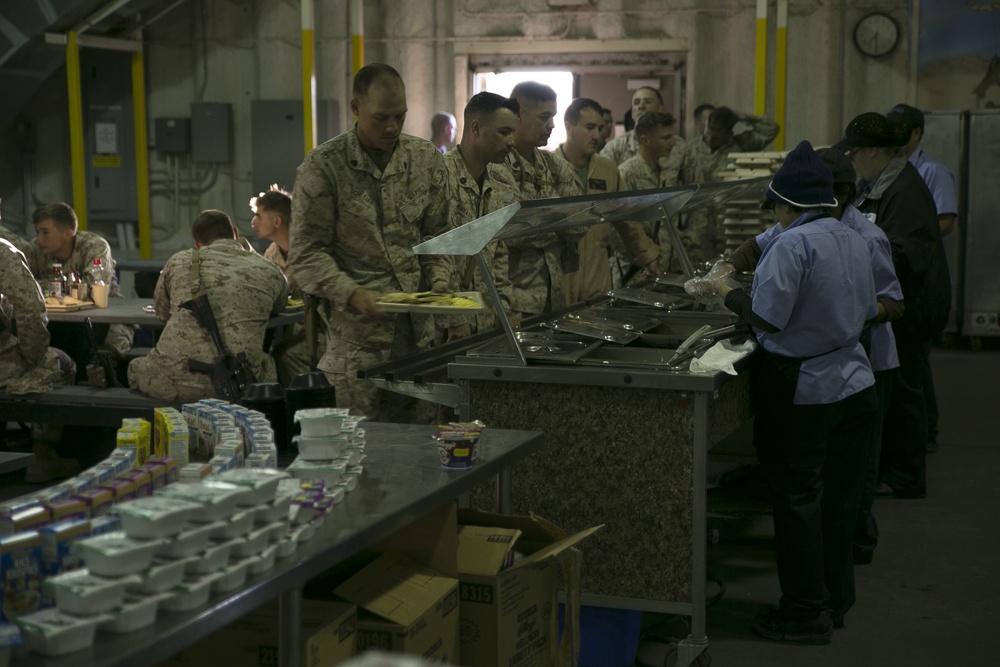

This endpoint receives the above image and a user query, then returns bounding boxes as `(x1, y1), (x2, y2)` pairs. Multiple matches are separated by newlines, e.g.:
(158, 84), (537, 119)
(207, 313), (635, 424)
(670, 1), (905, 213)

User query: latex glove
(684, 276), (741, 304)
(705, 261), (736, 281)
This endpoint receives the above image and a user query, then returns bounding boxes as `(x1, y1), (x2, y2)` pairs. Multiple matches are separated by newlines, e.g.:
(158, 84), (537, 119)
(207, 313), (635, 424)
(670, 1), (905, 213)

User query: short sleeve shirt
(752, 213), (877, 404)
(756, 206), (901, 372)
(909, 147), (957, 216)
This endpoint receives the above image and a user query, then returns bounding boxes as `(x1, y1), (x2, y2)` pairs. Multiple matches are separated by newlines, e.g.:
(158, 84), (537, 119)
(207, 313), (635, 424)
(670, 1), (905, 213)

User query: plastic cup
(92, 283), (110, 308)
(437, 433), (479, 470)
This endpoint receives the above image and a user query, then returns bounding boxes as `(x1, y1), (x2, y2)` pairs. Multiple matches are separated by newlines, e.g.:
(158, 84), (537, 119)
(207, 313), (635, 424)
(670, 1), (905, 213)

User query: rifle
(84, 316), (123, 388)
(181, 246), (257, 402)
(181, 293), (257, 403)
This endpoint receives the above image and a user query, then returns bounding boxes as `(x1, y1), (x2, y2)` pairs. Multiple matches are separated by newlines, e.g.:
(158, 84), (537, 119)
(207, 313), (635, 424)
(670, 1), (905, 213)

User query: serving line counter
(358, 179), (768, 665)
(14, 423), (544, 667)
(362, 302), (751, 666)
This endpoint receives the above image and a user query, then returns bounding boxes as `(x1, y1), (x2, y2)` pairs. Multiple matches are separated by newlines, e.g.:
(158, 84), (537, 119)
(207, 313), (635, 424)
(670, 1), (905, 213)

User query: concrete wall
(0, 0), (973, 257)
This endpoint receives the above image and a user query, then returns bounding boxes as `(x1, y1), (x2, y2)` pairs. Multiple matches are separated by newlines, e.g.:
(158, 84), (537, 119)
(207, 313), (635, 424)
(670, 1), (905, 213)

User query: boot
(24, 441), (80, 485)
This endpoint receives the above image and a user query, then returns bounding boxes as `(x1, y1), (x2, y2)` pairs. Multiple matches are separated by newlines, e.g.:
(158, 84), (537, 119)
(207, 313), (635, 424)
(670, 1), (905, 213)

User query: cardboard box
(334, 553), (459, 662)
(161, 598), (356, 667)
(456, 511), (602, 667)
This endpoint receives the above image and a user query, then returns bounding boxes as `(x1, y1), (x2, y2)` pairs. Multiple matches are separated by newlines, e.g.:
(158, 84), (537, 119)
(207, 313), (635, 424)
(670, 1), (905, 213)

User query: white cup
(92, 283), (110, 308)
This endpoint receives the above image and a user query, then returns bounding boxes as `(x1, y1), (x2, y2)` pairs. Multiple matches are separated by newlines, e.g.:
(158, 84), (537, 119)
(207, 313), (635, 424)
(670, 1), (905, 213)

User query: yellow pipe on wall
(351, 0), (364, 75)
(754, 0), (767, 117)
(302, 0), (316, 154)
(351, 34), (364, 74)
(775, 0), (787, 150)
(132, 50), (151, 259)
(66, 31), (88, 230)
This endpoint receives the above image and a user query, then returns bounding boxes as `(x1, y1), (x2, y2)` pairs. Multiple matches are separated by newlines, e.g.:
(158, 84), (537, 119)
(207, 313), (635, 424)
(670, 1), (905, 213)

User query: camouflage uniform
(690, 115), (780, 255)
(0, 239), (73, 441)
(555, 146), (620, 306)
(128, 238), (288, 403)
(502, 147), (585, 318)
(27, 230), (134, 357)
(288, 130), (452, 421)
(613, 154), (699, 284)
(441, 147), (518, 333)
(0, 227), (32, 258)
(599, 130), (639, 166)
(263, 242), (325, 385)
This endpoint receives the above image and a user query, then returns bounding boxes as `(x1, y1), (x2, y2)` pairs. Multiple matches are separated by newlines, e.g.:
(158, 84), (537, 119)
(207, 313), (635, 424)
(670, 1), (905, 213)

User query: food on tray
(380, 292), (479, 308)
(45, 295), (88, 306)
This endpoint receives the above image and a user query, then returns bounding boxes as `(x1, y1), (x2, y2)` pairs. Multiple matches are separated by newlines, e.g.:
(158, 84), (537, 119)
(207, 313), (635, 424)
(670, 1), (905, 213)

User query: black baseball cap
(887, 103), (924, 133)
(834, 112), (909, 151)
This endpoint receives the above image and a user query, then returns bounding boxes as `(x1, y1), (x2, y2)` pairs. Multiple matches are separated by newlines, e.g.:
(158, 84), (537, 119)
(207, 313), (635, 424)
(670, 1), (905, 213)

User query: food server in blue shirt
(686, 140), (878, 644)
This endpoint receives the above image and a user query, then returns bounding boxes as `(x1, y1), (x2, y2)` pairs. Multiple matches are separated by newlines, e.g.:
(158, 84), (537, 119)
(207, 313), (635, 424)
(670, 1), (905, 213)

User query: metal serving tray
(607, 287), (694, 310)
(547, 318), (643, 345)
(466, 332), (603, 363)
(565, 309), (663, 332)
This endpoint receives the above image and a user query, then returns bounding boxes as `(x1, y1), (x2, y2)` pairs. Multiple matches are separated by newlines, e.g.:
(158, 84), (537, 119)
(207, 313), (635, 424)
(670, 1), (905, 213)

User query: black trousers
(879, 334), (930, 494)
(854, 368), (895, 560)
(753, 355), (877, 621)
(922, 350), (939, 444)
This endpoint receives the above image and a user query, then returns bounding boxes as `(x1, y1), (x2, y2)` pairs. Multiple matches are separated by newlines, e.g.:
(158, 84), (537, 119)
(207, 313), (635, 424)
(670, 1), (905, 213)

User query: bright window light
(474, 70), (575, 151)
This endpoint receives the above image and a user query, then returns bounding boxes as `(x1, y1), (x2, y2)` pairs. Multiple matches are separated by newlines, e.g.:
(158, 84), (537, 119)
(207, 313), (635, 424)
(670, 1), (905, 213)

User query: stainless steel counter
(17, 423), (543, 667)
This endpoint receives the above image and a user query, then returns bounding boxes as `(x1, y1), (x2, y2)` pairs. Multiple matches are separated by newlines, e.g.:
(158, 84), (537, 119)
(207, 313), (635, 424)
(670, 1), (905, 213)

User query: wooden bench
(0, 385), (182, 427)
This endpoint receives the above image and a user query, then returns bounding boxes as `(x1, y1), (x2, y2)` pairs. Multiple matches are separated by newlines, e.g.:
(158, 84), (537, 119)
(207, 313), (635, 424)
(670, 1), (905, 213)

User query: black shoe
(832, 615), (845, 629)
(752, 609), (833, 644)
(875, 481), (926, 499)
(875, 482), (895, 497)
(853, 548), (874, 565)
(926, 439), (938, 453)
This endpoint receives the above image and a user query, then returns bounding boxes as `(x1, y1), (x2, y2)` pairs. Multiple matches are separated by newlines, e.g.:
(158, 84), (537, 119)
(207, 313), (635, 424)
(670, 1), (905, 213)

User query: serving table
(15, 423), (543, 667)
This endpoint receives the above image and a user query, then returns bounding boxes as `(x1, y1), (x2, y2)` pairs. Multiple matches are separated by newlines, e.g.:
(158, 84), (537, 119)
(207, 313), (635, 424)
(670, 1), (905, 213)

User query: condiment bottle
(68, 271), (81, 300)
(48, 263), (65, 298)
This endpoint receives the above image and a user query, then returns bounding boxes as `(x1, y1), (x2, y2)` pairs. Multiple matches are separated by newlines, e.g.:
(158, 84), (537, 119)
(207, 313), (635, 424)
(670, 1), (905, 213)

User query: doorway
(458, 40), (687, 138)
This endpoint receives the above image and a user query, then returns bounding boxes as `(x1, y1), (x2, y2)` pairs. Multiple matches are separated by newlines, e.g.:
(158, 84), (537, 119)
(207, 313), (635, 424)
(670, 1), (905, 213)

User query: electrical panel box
(82, 49), (137, 223)
(250, 99), (340, 193)
(155, 117), (191, 153)
(191, 102), (232, 163)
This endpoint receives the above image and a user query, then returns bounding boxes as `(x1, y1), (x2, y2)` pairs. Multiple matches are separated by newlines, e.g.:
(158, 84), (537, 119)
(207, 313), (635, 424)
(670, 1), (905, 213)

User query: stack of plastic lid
(284, 372), (336, 446)
(241, 383), (286, 451)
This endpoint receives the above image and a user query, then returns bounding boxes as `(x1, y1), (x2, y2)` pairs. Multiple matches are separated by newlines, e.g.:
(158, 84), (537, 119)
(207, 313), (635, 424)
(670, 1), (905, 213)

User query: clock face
(854, 12), (899, 57)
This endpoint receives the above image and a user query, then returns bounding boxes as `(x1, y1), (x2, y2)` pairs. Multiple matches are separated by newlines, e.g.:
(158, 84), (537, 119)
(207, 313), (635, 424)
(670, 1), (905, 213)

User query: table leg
(494, 469), (512, 514)
(685, 391), (710, 661)
(279, 586), (303, 667)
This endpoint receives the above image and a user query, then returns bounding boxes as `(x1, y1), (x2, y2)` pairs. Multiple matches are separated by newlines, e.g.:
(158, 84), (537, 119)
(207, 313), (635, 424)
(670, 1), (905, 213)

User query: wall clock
(854, 12), (900, 58)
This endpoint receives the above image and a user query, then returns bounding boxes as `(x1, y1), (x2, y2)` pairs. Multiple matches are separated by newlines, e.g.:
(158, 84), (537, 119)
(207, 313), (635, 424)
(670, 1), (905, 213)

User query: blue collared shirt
(751, 212), (877, 405)
(909, 147), (957, 216)
(755, 206), (901, 373)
